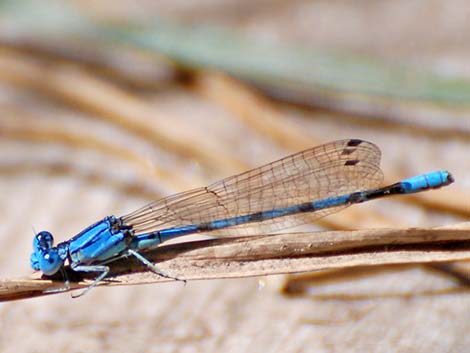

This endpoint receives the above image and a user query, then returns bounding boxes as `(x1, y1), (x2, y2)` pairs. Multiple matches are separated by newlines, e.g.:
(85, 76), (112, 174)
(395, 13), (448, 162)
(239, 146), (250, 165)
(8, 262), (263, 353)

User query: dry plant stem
(5, 1), (470, 106)
(195, 70), (317, 150)
(1, 223), (469, 302)
(0, 112), (203, 191)
(0, 47), (246, 175)
(0, 40), (179, 90)
(195, 71), (470, 217)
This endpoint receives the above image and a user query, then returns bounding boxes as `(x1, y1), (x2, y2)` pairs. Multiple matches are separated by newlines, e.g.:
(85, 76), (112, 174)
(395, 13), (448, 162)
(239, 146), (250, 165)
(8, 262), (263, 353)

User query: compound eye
(33, 231), (54, 251)
(38, 249), (63, 275)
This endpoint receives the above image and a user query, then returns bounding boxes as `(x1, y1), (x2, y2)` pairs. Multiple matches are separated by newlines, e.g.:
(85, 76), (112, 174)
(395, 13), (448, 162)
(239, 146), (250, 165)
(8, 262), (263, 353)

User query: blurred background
(0, 0), (469, 352)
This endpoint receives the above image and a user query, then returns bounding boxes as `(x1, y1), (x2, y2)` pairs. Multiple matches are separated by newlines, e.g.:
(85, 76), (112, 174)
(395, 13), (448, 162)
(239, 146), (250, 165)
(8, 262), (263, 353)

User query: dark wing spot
(341, 148), (356, 155)
(345, 159), (360, 166)
(347, 139), (363, 147)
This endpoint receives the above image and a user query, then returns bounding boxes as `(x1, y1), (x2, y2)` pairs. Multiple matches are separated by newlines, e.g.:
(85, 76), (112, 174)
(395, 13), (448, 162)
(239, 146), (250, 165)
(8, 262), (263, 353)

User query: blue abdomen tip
(401, 171), (453, 193)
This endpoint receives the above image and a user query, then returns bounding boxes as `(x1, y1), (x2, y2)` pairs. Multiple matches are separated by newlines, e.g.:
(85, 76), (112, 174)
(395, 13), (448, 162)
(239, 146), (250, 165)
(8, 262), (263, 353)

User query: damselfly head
(30, 231), (64, 275)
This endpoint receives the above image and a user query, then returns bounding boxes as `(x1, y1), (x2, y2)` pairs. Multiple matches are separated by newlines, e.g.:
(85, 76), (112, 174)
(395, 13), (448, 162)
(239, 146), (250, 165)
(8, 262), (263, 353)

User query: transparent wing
(121, 139), (384, 236)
